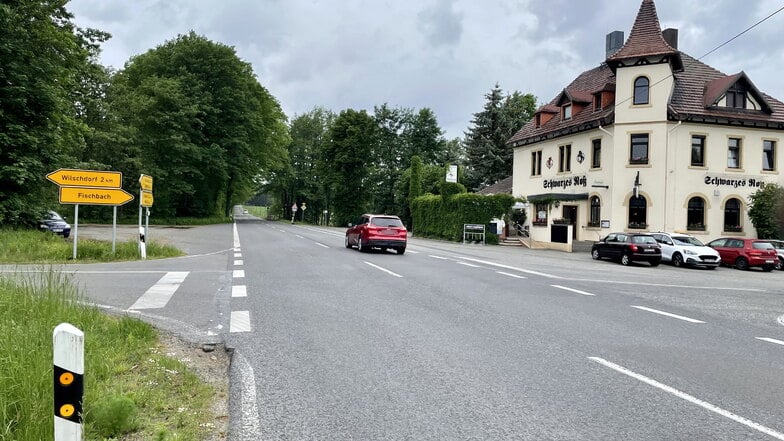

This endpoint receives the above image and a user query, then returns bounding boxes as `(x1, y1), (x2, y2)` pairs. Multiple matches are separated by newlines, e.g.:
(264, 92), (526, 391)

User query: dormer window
(593, 94), (602, 111)
(726, 84), (747, 109)
(535, 114), (541, 128)
(563, 104), (572, 120)
(633, 77), (649, 105)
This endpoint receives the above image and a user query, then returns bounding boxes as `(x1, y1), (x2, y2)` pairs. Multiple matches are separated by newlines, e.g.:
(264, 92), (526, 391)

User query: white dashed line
(233, 270), (245, 278)
(230, 311), (251, 332)
(233, 223), (241, 249)
(589, 357), (784, 440)
(234, 260), (244, 266)
(315, 242), (329, 248)
(129, 272), (190, 309)
(234, 253), (242, 258)
(457, 262), (480, 268)
(497, 271), (527, 279)
(631, 305), (705, 324)
(756, 337), (784, 347)
(364, 261), (403, 278)
(295, 234), (304, 239)
(551, 284), (595, 296)
(429, 255), (449, 260)
(232, 285), (247, 298)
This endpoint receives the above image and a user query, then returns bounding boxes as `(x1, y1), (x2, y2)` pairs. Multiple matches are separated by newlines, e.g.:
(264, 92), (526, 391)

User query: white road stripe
(234, 353), (262, 437)
(232, 285), (247, 298)
(589, 357), (784, 440)
(631, 305), (705, 323)
(295, 234), (304, 239)
(129, 272), (189, 309)
(233, 223), (240, 249)
(234, 260), (244, 266)
(315, 242), (329, 248)
(234, 253), (242, 258)
(364, 261), (403, 278)
(456, 256), (563, 279)
(457, 262), (480, 268)
(230, 311), (251, 332)
(757, 337), (784, 347)
(406, 250), (419, 254)
(497, 271), (527, 279)
(551, 284), (595, 296)
(233, 270), (245, 278)
(429, 255), (449, 260)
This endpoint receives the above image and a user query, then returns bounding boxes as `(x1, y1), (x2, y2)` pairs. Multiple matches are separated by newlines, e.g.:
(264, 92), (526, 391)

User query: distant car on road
(345, 214), (407, 254)
(706, 237), (777, 271)
(650, 232), (721, 269)
(39, 210), (71, 238)
(591, 232), (661, 266)
(764, 239), (784, 271)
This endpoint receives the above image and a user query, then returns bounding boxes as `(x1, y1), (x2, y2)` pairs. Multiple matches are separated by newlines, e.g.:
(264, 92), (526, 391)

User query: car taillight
(630, 244), (638, 252)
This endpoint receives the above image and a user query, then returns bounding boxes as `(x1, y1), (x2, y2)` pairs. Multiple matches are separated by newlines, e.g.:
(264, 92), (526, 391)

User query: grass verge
(0, 230), (183, 264)
(243, 205), (267, 219)
(0, 271), (222, 440)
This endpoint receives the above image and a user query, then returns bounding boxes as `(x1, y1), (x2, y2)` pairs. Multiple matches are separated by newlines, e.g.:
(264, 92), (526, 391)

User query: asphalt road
(12, 214), (784, 440)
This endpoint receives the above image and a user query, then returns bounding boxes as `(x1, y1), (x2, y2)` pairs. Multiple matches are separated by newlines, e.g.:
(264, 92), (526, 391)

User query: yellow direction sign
(141, 190), (154, 208)
(139, 174), (153, 192)
(47, 169), (122, 188)
(59, 187), (134, 206)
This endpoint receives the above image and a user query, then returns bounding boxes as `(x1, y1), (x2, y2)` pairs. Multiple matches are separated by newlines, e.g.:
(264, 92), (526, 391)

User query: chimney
(605, 31), (624, 58)
(662, 28), (678, 49)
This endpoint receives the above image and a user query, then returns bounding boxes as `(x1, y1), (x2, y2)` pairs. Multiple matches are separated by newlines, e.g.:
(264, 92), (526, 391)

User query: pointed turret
(606, 0), (682, 71)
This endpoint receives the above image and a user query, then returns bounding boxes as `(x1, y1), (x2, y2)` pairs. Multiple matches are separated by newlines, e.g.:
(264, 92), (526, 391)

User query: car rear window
(372, 217), (403, 227)
(753, 241), (774, 250)
(631, 235), (657, 244)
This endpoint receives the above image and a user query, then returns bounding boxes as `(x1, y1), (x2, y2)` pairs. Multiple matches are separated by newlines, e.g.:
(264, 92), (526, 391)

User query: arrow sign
(141, 190), (153, 208)
(59, 187), (134, 206)
(47, 169), (122, 188)
(139, 174), (153, 192)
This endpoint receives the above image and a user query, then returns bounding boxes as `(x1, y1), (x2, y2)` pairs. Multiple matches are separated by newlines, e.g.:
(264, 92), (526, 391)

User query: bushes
(411, 192), (515, 241)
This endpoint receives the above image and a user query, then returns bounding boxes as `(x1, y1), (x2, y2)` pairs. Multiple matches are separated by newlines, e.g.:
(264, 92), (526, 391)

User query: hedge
(410, 192), (516, 241)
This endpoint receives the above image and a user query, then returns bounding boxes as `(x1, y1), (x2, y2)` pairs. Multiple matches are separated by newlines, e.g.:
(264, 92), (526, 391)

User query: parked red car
(345, 214), (407, 254)
(706, 237), (777, 271)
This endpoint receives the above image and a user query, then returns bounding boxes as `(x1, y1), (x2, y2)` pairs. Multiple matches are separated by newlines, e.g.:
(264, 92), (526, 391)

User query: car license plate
(766, 259), (774, 264)
(382, 229), (395, 235)
(643, 248), (655, 252)
(52, 228), (63, 232)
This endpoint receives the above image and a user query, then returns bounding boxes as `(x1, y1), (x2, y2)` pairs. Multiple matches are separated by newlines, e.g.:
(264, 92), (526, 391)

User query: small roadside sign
(141, 190), (154, 208)
(292, 203), (298, 212)
(47, 169), (122, 188)
(139, 174), (153, 192)
(59, 187), (134, 206)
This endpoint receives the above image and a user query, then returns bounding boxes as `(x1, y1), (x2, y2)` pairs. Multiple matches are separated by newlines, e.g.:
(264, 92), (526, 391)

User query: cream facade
(508, 0), (784, 245)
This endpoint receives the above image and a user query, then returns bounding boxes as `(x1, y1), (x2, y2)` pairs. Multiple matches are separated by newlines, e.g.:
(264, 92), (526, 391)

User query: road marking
(235, 353), (261, 437)
(233, 223), (240, 249)
(230, 311), (251, 332)
(129, 272), (189, 309)
(234, 260), (244, 266)
(233, 270), (245, 278)
(457, 262), (480, 268)
(234, 253), (242, 258)
(631, 305), (705, 324)
(497, 271), (527, 279)
(429, 255), (449, 260)
(315, 242), (329, 248)
(589, 357), (784, 440)
(364, 261), (403, 278)
(756, 337), (784, 347)
(232, 285), (247, 298)
(777, 315), (784, 327)
(295, 234), (304, 239)
(406, 250), (419, 254)
(551, 284), (595, 296)
(456, 256), (563, 279)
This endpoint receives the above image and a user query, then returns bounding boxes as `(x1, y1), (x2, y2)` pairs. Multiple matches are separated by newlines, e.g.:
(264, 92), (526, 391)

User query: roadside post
(139, 175), (154, 260)
(301, 202), (307, 222)
(53, 323), (84, 441)
(291, 203), (298, 224)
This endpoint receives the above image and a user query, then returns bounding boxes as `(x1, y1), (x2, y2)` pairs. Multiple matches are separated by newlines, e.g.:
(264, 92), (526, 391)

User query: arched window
(687, 197), (705, 230)
(633, 77), (649, 105)
(628, 195), (647, 228)
(724, 198), (742, 232)
(589, 196), (601, 227)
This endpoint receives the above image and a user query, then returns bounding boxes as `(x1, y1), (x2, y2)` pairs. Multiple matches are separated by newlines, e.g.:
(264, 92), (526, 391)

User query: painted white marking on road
(234, 253), (242, 258)
(295, 234), (304, 239)
(232, 285), (247, 298)
(233, 223), (241, 249)
(315, 242), (329, 248)
(234, 260), (244, 266)
(406, 249), (419, 254)
(457, 262), (480, 268)
(364, 261), (403, 278)
(589, 357), (784, 440)
(777, 314), (784, 327)
(497, 271), (527, 279)
(757, 337), (784, 347)
(233, 270), (245, 278)
(429, 255), (449, 260)
(235, 352), (262, 437)
(551, 284), (595, 296)
(230, 311), (251, 332)
(631, 305), (705, 324)
(130, 272), (189, 309)
(456, 256), (563, 279)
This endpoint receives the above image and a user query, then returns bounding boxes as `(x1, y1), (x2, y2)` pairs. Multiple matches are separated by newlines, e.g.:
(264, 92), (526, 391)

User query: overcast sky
(67, 0), (784, 140)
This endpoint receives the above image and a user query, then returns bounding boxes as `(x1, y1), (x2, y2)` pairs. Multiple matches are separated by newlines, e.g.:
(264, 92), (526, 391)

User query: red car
(345, 214), (407, 254)
(706, 237), (777, 271)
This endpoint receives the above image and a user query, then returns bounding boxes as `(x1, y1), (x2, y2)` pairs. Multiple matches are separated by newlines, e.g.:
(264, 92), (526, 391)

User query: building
(508, 0), (784, 246)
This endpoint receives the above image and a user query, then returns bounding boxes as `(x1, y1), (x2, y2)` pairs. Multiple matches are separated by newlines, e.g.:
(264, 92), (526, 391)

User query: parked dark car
(345, 214), (407, 254)
(591, 232), (661, 266)
(706, 237), (777, 271)
(39, 210), (71, 238)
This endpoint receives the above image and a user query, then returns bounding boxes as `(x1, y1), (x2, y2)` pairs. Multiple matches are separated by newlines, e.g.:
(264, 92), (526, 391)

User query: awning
(527, 193), (589, 202)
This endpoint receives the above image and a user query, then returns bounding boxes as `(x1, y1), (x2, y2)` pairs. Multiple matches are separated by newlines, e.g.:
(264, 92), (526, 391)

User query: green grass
(0, 230), (183, 264)
(0, 272), (218, 440)
(243, 205), (267, 218)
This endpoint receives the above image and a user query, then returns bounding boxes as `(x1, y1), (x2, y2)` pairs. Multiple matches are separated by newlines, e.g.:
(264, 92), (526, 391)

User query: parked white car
(650, 232), (721, 269)
(766, 239), (784, 271)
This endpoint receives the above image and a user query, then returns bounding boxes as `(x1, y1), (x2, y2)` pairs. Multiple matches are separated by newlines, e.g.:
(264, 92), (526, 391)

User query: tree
(748, 183), (784, 239)
(0, 2), (102, 224)
(321, 109), (377, 226)
(464, 84), (536, 191)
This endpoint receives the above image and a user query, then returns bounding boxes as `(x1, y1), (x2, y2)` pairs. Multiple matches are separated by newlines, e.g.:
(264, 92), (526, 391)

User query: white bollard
(53, 323), (84, 441)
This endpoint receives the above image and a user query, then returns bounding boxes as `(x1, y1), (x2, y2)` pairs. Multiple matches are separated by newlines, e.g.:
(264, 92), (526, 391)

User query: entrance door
(563, 205), (578, 239)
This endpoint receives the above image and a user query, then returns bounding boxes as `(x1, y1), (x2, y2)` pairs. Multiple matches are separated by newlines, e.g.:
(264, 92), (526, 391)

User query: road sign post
(301, 202), (307, 222)
(53, 323), (84, 441)
(138, 175), (154, 259)
(291, 203), (298, 224)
